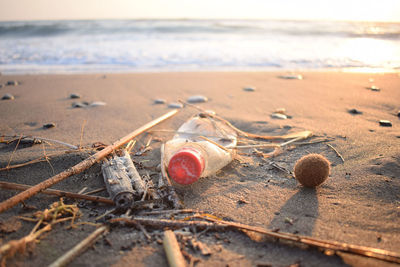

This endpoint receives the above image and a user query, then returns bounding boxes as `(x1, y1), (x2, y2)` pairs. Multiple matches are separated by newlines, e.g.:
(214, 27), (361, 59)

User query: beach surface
(0, 71), (399, 266)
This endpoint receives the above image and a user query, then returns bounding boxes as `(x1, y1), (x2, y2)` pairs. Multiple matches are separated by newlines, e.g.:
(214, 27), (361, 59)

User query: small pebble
(0, 84), (4, 88)
(187, 95), (208, 103)
(284, 217), (294, 225)
(274, 108), (286, 115)
(397, 111), (400, 118)
(6, 80), (18, 86)
(70, 93), (81, 99)
(369, 78), (375, 83)
(43, 123), (56, 129)
(243, 87), (255, 92)
(279, 74), (303, 80)
(348, 108), (363, 115)
(1, 93), (14, 100)
(154, 98), (166, 104)
(168, 102), (183, 109)
(72, 102), (88, 108)
(379, 120), (392, 127)
(271, 113), (287, 120)
(367, 85), (381, 91)
(90, 101), (106, 107)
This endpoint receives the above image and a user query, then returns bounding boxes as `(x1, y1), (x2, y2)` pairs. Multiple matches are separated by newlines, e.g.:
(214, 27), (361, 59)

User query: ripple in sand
(1, 93), (14, 100)
(187, 95), (208, 103)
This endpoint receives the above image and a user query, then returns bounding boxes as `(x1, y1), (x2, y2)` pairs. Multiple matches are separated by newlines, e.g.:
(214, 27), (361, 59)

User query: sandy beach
(0, 71), (399, 267)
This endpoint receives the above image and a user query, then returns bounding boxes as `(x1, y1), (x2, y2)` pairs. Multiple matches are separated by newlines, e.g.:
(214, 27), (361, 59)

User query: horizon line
(0, 17), (399, 24)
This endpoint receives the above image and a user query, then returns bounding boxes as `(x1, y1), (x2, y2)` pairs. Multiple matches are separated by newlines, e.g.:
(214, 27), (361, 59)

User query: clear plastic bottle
(164, 113), (237, 185)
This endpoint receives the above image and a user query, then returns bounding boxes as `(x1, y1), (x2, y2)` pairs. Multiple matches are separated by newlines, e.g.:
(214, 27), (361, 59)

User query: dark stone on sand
(243, 87), (255, 92)
(6, 80), (18, 86)
(348, 108), (363, 115)
(1, 93), (14, 100)
(379, 120), (392, 127)
(0, 84), (3, 88)
(72, 102), (88, 108)
(70, 93), (81, 99)
(43, 123), (56, 129)
(154, 99), (166, 104)
(397, 111), (400, 118)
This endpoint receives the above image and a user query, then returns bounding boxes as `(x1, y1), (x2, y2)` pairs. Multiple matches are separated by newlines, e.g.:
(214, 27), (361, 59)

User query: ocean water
(0, 19), (399, 74)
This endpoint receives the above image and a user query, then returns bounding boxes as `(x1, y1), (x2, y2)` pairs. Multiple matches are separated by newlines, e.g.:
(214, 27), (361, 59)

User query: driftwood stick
(0, 109), (179, 214)
(163, 230), (187, 267)
(0, 181), (114, 205)
(327, 143), (345, 163)
(48, 225), (108, 267)
(110, 216), (400, 264)
(1, 135), (79, 150)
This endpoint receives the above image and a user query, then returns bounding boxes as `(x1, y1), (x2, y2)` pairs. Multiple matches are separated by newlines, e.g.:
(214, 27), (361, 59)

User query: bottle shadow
(268, 187), (319, 236)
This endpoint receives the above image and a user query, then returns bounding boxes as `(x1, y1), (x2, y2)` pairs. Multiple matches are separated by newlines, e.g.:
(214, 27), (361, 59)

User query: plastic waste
(164, 113), (237, 185)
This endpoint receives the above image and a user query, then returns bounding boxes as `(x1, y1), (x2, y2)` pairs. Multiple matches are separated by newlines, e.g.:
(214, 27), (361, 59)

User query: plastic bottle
(164, 113), (237, 185)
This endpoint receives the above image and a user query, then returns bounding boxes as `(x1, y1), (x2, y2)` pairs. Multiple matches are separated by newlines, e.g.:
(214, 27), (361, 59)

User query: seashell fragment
(367, 85), (380, 91)
(279, 74), (303, 80)
(168, 102), (183, 109)
(271, 113), (287, 120)
(90, 101), (107, 107)
(187, 95), (208, 103)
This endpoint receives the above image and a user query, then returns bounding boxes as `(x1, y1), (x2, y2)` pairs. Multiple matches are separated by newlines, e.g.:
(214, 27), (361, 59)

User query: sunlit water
(0, 19), (399, 74)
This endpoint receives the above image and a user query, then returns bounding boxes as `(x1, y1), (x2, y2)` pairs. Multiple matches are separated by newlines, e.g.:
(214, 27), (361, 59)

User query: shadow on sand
(269, 187), (319, 236)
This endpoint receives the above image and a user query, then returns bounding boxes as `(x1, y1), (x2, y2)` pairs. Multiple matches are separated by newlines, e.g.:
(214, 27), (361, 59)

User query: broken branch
(110, 216), (400, 264)
(0, 181), (114, 205)
(0, 109), (179, 214)
(48, 225), (108, 267)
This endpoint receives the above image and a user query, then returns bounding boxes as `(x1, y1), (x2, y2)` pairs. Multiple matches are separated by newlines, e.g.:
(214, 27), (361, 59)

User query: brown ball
(294, 154), (330, 187)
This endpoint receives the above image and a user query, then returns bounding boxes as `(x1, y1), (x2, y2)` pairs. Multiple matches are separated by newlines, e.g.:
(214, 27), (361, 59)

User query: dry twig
(0, 109), (179, 214)
(0, 181), (114, 205)
(110, 216), (400, 264)
(48, 225), (108, 267)
(163, 230), (187, 267)
(327, 143), (345, 163)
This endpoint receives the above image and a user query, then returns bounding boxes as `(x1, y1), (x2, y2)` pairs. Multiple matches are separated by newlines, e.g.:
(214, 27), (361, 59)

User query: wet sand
(0, 71), (399, 267)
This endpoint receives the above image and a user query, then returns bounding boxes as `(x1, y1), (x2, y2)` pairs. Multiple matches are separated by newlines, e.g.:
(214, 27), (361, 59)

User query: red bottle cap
(168, 147), (205, 185)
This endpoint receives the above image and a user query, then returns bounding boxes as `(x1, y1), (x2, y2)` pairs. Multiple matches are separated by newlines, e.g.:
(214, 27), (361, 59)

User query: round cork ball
(294, 154), (331, 187)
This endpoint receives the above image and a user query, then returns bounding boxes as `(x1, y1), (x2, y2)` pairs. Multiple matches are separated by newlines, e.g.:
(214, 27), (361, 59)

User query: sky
(0, 0), (399, 22)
